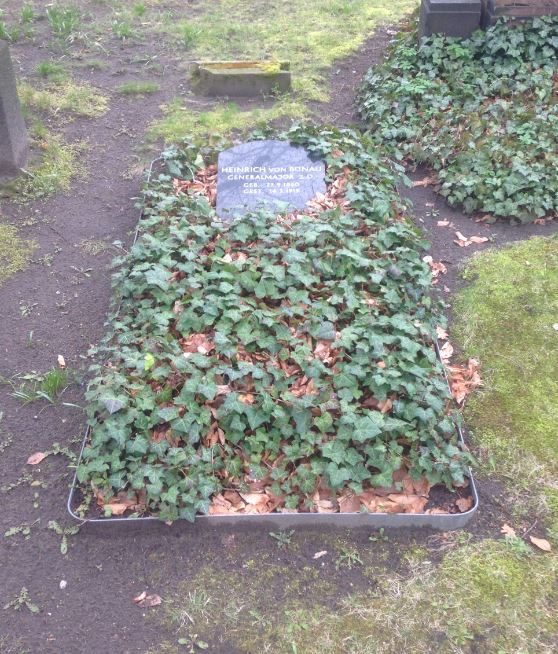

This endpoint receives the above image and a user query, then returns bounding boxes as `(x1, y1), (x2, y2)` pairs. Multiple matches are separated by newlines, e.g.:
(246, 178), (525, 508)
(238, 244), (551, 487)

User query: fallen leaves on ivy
(173, 165), (217, 206)
(455, 496), (473, 512)
(180, 333), (215, 356)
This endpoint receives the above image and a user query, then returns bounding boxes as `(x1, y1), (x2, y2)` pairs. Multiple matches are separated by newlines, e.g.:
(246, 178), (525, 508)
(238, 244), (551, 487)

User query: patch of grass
(35, 60), (68, 83)
(453, 236), (558, 536)
(4, 131), (86, 200)
(76, 58), (107, 71)
(0, 20), (21, 43)
(149, 98), (306, 143)
(46, 4), (83, 40)
(161, 0), (415, 102)
(173, 20), (200, 49)
(282, 541), (558, 654)
(115, 80), (159, 95)
(19, 80), (108, 118)
(8, 368), (70, 405)
(112, 18), (136, 40)
(132, 3), (147, 18)
(149, 0), (414, 141)
(0, 225), (36, 287)
(20, 5), (36, 25)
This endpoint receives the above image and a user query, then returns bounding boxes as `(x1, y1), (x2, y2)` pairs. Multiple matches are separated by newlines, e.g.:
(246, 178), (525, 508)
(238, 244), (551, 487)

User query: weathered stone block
(0, 40), (28, 179)
(192, 61), (291, 97)
(483, 0), (558, 27)
(419, 0), (482, 39)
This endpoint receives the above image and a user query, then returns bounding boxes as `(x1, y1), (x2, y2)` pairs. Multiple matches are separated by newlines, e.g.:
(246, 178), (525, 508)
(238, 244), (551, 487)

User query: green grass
(163, 0), (415, 101)
(279, 541), (558, 654)
(35, 61), (68, 83)
(149, 98), (306, 142)
(46, 4), (83, 40)
(2, 130), (85, 200)
(0, 225), (36, 287)
(453, 237), (558, 534)
(7, 369), (70, 405)
(19, 81), (109, 118)
(151, 0), (416, 141)
(115, 81), (160, 95)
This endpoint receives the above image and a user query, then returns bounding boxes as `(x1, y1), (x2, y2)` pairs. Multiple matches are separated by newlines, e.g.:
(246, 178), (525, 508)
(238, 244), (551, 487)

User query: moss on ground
(0, 224), (36, 287)
(149, 98), (306, 142)
(453, 237), (558, 535)
(279, 541), (558, 654)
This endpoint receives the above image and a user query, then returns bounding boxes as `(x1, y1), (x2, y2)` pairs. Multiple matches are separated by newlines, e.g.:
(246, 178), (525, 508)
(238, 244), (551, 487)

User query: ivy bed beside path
(75, 127), (473, 522)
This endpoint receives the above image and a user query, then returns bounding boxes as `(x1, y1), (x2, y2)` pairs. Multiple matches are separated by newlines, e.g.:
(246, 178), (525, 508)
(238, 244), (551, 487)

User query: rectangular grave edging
(66, 153), (479, 531)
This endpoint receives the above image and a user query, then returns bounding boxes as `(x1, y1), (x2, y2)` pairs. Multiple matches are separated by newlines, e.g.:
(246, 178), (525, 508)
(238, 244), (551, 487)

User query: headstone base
(419, 0), (482, 39)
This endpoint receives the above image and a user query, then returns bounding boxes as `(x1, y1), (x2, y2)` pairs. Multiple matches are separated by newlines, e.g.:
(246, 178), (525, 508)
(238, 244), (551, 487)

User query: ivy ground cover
(357, 16), (558, 223)
(76, 127), (472, 521)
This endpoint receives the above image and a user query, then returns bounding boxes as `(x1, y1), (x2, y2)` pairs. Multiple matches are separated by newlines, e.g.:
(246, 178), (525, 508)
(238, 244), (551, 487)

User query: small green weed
(46, 4), (82, 40)
(3, 588), (39, 614)
(269, 530), (295, 550)
(47, 521), (80, 555)
(78, 238), (112, 255)
(112, 19), (135, 40)
(20, 5), (36, 24)
(176, 21), (199, 49)
(7, 368), (69, 405)
(4, 519), (39, 542)
(0, 21), (20, 43)
(503, 534), (533, 559)
(335, 546), (363, 570)
(369, 528), (389, 542)
(132, 3), (147, 18)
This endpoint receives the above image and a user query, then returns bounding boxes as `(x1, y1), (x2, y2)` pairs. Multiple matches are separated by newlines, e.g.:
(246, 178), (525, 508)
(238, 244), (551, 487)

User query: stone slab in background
(419, 0), (482, 38)
(216, 140), (326, 221)
(192, 61), (291, 97)
(483, 0), (558, 26)
(0, 40), (28, 179)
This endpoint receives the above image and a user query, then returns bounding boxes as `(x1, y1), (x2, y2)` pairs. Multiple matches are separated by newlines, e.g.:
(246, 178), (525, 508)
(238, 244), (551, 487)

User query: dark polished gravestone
(0, 40), (28, 179)
(216, 140), (326, 220)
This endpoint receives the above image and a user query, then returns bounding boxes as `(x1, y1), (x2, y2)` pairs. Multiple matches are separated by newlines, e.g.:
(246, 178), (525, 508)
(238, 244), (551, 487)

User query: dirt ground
(1, 5), (557, 654)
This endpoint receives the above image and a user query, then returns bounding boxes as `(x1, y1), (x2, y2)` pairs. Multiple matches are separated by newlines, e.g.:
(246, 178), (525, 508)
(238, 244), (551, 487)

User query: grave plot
(72, 126), (475, 523)
(358, 16), (558, 223)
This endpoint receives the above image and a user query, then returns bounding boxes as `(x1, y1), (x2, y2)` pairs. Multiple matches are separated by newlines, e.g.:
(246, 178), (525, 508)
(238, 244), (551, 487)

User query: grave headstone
(419, 0), (482, 39)
(0, 40), (28, 179)
(216, 140), (326, 220)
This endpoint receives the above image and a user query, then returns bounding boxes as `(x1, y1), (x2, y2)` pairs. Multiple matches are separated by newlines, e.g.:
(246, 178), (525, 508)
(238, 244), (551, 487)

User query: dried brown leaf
(27, 452), (47, 465)
(455, 496), (473, 513)
(529, 536), (552, 552)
